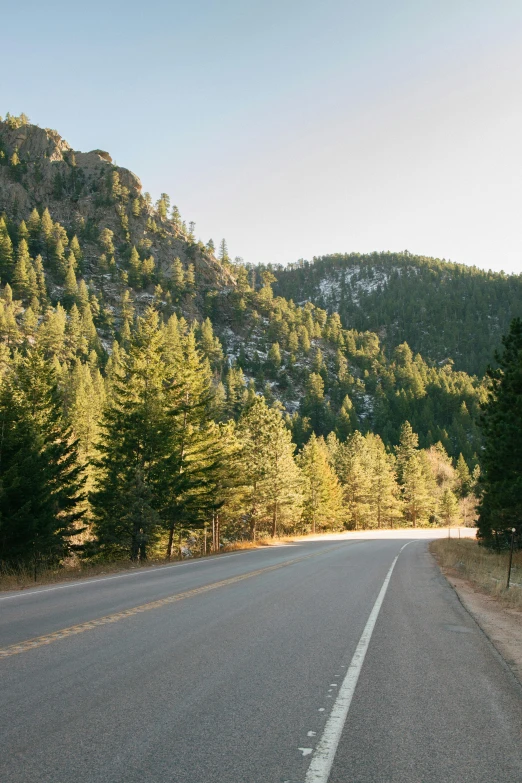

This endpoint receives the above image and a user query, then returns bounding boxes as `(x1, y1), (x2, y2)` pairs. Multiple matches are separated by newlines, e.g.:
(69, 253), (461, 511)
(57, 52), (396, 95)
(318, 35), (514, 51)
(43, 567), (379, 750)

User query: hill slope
(0, 114), (493, 465)
(272, 252), (522, 377)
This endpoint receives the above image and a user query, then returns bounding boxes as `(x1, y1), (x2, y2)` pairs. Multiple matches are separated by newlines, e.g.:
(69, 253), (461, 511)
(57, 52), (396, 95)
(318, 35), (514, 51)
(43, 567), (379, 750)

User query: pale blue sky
(2, 1), (522, 273)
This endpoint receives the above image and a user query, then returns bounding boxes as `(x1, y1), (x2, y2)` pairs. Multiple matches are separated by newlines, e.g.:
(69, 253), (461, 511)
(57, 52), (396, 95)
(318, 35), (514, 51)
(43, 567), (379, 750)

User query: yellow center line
(1, 544), (347, 660)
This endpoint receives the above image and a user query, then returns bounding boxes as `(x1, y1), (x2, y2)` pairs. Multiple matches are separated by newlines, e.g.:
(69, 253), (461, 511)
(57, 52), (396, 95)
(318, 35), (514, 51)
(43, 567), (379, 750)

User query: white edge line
(0, 554), (241, 601)
(0, 539), (355, 602)
(304, 540), (416, 783)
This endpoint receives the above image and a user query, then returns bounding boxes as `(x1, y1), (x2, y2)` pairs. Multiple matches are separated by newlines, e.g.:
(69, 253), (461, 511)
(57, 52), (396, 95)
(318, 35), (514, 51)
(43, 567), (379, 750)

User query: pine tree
(20, 307), (38, 341)
(198, 318), (223, 366)
(268, 342), (282, 373)
(27, 208), (41, 245)
(185, 263), (196, 297)
(171, 257), (184, 301)
(439, 487), (461, 528)
(129, 246), (142, 288)
(335, 431), (372, 530)
(33, 255), (48, 305)
(0, 349), (86, 568)
(263, 405), (302, 536)
(298, 433), (342, 533)
(239, 397), (301, 538)
(171, 205), (181, 232)
(224, 366), (247, 420)
(219, 239), (229, 263)
(68, 359), (105, 502)
(12, 239), (31, 300)
(53, 238), (67, 279)
(203, 421), (247, 552)
(455, 453), (472, 498)
(142, 255), (155, 283)
(64, 304), (88, 358)
(162, 329), (223, 558)
(36, 305), (67, 359)
(92, 308), (168, 560)
(302, 372), (328, 434)
(0, 217), (14, 281)
(335, 394), (357, 440)
(63, 261), (78, 308)
(401, 451), (434, 527)
(40, 208), (53, 260)
(478, 318), (522, 545)
(365, 434), (402, 528)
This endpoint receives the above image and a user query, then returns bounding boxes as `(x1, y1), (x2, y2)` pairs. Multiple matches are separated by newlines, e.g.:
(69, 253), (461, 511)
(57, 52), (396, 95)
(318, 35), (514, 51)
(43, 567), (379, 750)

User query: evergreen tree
(400, 451), (434, 527)
(33, 255), (48, 305)
(0, 349), (85, 568)
(12, 239), (31, 300)
(365, 434), (402, 528)
(171, 257), (184, 301)
(478, 318), (522, 545)
(40, 208), (53, 260)
(239, 398), (301, 538)
(335, 431), (372, 530)
(92, 308), (168, 560)
(219, 239), (229, 263)
(198, 318), (223, 366)
(162, 328), (224, 557)
(439, 487), (461, 528)
(0, 217), (14, 281)
(63, 261), (78, 308)
(129, 246), (142, 288)
(298, 433), (342, 533)
(53, 239), (68, 279)
(455, 453), (472, 498)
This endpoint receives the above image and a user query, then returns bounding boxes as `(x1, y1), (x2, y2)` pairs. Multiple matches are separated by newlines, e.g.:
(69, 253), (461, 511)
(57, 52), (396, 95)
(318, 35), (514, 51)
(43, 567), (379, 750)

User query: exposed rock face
(0, 118), (235, 305)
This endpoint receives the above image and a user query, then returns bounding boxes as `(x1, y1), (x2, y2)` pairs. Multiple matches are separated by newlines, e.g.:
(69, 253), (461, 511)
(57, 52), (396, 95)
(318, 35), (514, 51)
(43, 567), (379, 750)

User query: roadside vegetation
(430, 538), (522, 609)
(2, 114), (521, 585)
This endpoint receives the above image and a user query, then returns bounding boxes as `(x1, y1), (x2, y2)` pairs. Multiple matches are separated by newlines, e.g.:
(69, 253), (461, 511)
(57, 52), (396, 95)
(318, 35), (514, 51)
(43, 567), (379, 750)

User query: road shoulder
(435, 565), (522, 685)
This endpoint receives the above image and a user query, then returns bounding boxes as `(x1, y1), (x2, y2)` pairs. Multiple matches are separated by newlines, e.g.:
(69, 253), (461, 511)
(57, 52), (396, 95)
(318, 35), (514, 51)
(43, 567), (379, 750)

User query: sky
(2, 0), (522, 274)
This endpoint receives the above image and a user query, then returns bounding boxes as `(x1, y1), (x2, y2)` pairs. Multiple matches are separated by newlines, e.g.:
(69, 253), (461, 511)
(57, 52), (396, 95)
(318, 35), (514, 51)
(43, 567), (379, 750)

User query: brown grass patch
(221, 536), (298, 552)
(0, 557), (180, 592)
(430, 538), (522, 610)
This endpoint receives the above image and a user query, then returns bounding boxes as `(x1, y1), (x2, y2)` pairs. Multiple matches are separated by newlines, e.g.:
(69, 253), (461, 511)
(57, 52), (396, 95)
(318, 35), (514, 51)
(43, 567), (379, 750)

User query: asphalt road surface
(2, 535), (522, 782)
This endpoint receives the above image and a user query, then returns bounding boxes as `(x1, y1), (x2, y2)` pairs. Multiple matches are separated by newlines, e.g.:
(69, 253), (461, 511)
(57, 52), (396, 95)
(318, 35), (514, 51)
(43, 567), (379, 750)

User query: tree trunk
(166, 525), (174, 560)
(272, 503), (278, 538)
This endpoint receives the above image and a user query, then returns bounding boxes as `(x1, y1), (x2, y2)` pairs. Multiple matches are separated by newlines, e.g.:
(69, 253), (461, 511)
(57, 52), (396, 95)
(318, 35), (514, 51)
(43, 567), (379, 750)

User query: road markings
(304, 541), (415, 783)
(0, 554), (242, 602)
(0, 545), (347, 660)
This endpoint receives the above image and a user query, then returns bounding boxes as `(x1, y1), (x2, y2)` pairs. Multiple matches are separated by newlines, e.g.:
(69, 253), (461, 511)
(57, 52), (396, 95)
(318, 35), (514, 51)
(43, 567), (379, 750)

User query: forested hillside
(272, 253), (522, 377)
(0, 114), (496, 570)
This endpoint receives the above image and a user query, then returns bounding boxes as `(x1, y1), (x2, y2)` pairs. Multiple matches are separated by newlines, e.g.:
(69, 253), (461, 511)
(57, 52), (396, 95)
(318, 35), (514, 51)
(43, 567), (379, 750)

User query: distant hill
(272, 252), (522, 377)
(0, 114), (498, 464)
(0, 112), (234, 318)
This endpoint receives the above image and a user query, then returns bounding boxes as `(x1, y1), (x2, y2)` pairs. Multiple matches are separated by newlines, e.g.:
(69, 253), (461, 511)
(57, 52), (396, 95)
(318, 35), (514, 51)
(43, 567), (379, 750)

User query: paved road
(2, 536), (521, 782)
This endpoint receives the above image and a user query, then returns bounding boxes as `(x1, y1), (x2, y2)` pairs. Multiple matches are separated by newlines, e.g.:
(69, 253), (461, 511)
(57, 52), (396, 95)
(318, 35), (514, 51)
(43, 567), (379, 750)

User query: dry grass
(0, 557), (180, 592)
(430, 538), (522, 609)
(221, 536), (298, 552)
(0, 530), (351, 592)
(0, 536), (300, 592)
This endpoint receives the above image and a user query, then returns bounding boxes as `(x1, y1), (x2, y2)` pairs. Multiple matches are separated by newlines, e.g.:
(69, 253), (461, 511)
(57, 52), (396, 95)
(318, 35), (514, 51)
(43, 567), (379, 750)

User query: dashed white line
(304, 541), (415, 783)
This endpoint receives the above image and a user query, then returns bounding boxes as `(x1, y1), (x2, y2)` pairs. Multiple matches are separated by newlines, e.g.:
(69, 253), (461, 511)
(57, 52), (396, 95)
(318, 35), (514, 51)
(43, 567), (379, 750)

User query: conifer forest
(0, 113), (519, 572)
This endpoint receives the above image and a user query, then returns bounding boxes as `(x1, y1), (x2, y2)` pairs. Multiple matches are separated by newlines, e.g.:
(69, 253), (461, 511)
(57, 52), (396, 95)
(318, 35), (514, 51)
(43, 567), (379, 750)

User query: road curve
(2, 535), (521, 782)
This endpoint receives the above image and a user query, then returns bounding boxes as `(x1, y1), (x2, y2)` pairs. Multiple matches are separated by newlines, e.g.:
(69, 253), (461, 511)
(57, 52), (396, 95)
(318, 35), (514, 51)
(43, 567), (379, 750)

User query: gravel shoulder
(437, 566), (522, 685)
